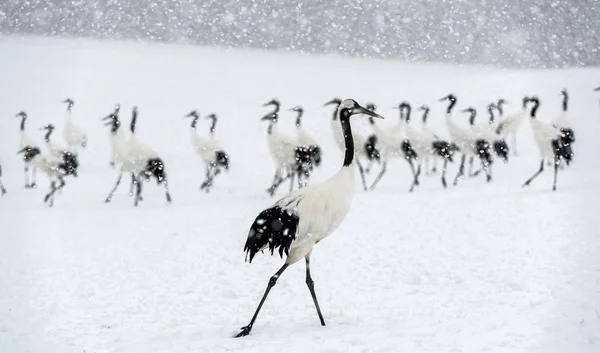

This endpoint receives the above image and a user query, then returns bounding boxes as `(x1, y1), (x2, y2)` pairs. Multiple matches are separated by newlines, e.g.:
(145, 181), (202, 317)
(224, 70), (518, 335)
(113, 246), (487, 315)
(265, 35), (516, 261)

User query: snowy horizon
(1, 0), (599, 69)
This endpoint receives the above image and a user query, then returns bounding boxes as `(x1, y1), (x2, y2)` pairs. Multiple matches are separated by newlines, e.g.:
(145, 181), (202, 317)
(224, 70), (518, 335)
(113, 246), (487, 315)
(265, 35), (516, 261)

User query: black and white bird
(367, 102), (418, 191)
(261, 99), (298, 196)
(289, 106), (322, 188)
(185, 111), (229, 192)
(235, 99), (383, 338)
(362, 103), (382, 173)
(105, 107), (172, 206)
(103, 104), (123, 168)
(551, 89), (575, 163)
(40, 124), (70, 159)
(465, 104), (509, 177)
(0, 164), (6, 196)
(494, 97), (528, 156)
(418, 105), (440, 175)
(62, 99), (87, 152)
(459, 107), (494, 181)
(16, 146), (79, 207)
(522, 97), (572, 191)
(324, 98), (372, 191)
(15, 111), (39, 188)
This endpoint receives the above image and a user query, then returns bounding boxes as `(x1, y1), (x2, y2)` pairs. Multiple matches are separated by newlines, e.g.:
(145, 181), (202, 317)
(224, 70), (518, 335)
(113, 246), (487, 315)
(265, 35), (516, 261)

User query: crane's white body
(190, 128), (221, 165)
(121, 133), (158, 174)
(270, 165), (355, 264)
(369, 120), (404, 159)
(445, 113), (476, 156)
(267, 122), (297, 171)
(530, 119), (563, 160)
(495, 105), (528, 155)
(403, 118), (435, 157)
(109, 125), (129, 166)
(296, 126), (318, 147)
(62, 109), (87, 151)
(20, 130), (37, 150)
(29, 153), (66, 179)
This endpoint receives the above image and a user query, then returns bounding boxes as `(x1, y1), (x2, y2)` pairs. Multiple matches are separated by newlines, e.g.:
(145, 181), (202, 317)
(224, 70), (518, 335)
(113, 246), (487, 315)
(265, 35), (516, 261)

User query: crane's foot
(166, 193), (172, 203)
(234, 325), (252, 338)
(1, 188), (6, 196)
(486, 175), (492, 183)
(441, 177), (447, 188)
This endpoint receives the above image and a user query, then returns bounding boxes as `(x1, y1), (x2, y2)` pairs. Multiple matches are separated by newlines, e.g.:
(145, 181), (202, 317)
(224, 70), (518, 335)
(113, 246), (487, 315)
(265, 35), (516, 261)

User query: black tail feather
(492, 140), (509, 162)
(244, 206), (299, 263)
(432, 140), (456, 162)
(365, 135), (380, 162)
(215, 150), (229, 170)
(145, 158), (167, 184)
(475, 139), (493, 166)
(402, 140), (418, 160)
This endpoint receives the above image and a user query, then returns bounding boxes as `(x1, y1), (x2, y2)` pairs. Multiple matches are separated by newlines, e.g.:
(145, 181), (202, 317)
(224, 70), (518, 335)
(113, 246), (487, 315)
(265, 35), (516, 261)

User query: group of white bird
(260, 89), (577, 197)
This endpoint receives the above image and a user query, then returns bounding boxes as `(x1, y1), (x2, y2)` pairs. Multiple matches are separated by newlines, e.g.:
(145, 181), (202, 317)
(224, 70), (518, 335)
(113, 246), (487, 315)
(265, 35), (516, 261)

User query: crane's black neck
(332, 104), (340, 121)
(421, 108), (430, 123)
(111, 117), (120, 135)
(468, 110), (476, 126)
(190, 116), (199, 129)
(402, 104), (412, 123)
(445, 96), (457, 114)
(20, 115), (26, 131)
(496, 100), (505, 116)
(529, 98), (540, 118)
(44, 128), (53, 142)
(339, 108), (354, 166)
(295, 111), (303, 127)
(487, 104), (495, 124)
(130, 110), (138, 133)
(562, 91), (568, 112)
(209, 117), (217, 134)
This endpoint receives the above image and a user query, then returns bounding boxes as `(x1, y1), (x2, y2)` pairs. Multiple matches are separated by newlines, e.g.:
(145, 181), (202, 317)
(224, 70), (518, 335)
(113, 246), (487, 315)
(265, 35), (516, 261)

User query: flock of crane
(2, 87), (595, 207)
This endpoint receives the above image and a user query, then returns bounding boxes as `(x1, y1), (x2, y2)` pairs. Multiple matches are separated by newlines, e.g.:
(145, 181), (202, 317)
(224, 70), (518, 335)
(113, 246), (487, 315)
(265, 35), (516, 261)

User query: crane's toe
(234, 326), (252, 338)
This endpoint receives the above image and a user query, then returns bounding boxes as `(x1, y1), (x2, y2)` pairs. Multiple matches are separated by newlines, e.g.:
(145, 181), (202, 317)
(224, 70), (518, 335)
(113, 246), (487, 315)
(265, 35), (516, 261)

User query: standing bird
(15, 111), (39, 188)
(362, 103), (382, 173)
(324, 98), (371, 191)
(551, 89), (575, 164)
(235, 99), (383, 338)
(418, 105), (440, 175)
(289, 106), (322, 188)
(104, 104), (123, 168)
(522, 97), (572, 191)
(261, 99), (298, 196)
(61, 99), (87, 153)
(494, 97), (528, 156)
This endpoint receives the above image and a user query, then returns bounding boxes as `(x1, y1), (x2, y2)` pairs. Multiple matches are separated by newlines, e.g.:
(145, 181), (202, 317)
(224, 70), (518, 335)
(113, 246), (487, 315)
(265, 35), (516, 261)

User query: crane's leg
(235, 264), (289, 338)
(133, 174), (143, 207)
(484, 163), (492, 183)
(424, 158), (430, 176)
(164, 176), (172, 203)
(453, 154), (467, 186)
(105, 171), (123, 203)
(24, 164), (30, 188)
(441, 158), (449, 188)
(267, 169), (284, 196)
(467, 156), (475, 176)
(522, 160), (544, 188)
(305, 255), (326, 326)
(552, 157), (559, 191)
(129, 173), (136, 196)
(409, 162), (421, 192)
(369, 161), (387, 191)
(44, 181), (57, 207)
(31, 167), (37, 189)
(512, 133), (518, 156)
(289, 168), (296, 193)
(431, 157), (438, 174)
(356, 160), (368, 191)
(0, 179), (6, 196)
(407, 157), (419, 186)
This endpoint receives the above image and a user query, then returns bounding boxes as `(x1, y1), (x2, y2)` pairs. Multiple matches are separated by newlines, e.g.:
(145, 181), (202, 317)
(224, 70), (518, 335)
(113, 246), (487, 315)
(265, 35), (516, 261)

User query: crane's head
(15, 111), (27, 119)
(418, 105), (429, 111)
(263, 99), (280, 108)
(461, 107), (477, 126)
(366, 103), (377, 111)
(338, 99), (384, 120)
(205, 113), (217, 120)
(63, 98), (75, 110)
(114, 104), (121, 113)
(595, 86), (600, 92)
(289, 106), (303, 114)
(40, 124), (55, 131)
(185, 110), (200, 119)
(521, 96), (531, 109)
(560, 88), (568, 96)
(438, 94), (456, 103)
(496, 98), (507, 106)
(324, 98), (342, 107)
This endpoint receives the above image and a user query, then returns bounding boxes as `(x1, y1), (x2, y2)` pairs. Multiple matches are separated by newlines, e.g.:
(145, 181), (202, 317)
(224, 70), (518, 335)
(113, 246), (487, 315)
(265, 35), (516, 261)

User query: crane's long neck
(209, 118), (217, 134)
(44, 129), (52, 142)
(488, 106), (495, 124)
(20, 116), (26, 132)
(469, 111), (476, 126)
(339, 110), (354, 167)
(446, 99), (457, 115)
(130, 111), (138, 134)
(190, 116), (199, 129)
(422, 109), (429, 123)
(530, 99), (540, 119)
(295, 111), (303, 127)
(332, 105), (340, 121)
(562, 92), (568, 112)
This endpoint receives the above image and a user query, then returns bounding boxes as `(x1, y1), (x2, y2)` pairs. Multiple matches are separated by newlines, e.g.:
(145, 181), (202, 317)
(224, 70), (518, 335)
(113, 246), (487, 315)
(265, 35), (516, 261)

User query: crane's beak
(355, 106), (384, 119)
(323, 99), (339, 107)
(460, 109), (470, 113)
(260, 114), (274, 121)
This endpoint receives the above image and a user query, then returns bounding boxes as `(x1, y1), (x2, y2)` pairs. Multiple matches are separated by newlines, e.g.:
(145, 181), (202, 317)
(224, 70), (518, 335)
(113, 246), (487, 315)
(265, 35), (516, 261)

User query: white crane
(184, 111), (229, 192)
(40, 124), (70, 159)
(289, 105), (322, 188)
(551, 89), (575, 163)
(418, 105), (440, 175)
(464, 104), (509, 177)
(15, 111), (39, 189)
(402, 103), (457, 192)
(16, 146), (79, 207)
(522, 97), (572, 191)
(234, 99), (383, 338)
(494, 97), (527, 156)
(324, 98), (371, 191)
(438, 95), (492, 186)
(0, 164), (6, 196)
(61, 99), (87, 153)
(261, 99), (298, 196)
(104, 107), (172, 206)
(366, 102), (418, 191)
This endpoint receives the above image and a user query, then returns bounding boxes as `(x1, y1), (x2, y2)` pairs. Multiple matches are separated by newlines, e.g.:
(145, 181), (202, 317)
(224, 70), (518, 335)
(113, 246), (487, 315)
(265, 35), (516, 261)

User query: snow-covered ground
(0, 36), (599, 353)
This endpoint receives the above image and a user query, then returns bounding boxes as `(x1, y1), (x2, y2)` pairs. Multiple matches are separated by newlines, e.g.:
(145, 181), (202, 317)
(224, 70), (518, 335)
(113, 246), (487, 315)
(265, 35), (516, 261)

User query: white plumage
(235, 99), (384, 338)
(40, 124), (70, 159)
(61, 99), (87, 152)
(15, 111), (39, 188)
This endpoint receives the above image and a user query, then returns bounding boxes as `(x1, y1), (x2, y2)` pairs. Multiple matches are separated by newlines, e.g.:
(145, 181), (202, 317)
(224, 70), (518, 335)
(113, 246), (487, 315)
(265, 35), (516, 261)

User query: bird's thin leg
(164, 177), (172, 203)
(24, 164), (30, 188)
(133, 174), (143, 207)
(453, 154), (467, 186)
(441, 159), (449, 188)
(289, 168), (295, 193)
(409, 162), (421, 192)
(467, 156), (475, 176)
(31, 167), (37, 188)
(431, 157), (438, 174)
(484, 163), (492, 183)
(44, 181), (56, 207)
(369, 161), (387, 190)
(424, 158), (430, 176)
(0, 179), (6, 196)
(201, 166), (213, 192)
(105, 171), (123, 203)
(512, 133), (518, 156)
(129, 173), (136, 196)
(522, 160), (544, 188)
(235, 264), (289, 338)
(407, 158), (419, 186)
(356, 160), (368, 191)
(553, 157), (559, 191)
(305, 256), (326, 326)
